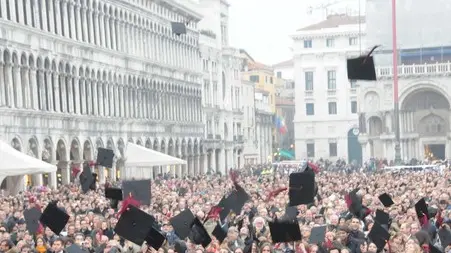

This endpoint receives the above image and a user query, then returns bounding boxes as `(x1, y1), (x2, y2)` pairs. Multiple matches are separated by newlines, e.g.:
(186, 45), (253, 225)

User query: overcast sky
(227, 0), (365, 65)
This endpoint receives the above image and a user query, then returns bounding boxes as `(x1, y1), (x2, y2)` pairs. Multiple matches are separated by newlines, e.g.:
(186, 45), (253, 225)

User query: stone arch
(83, 139), (93, 160)
(70, 138), (81, 161)
(136, 138), (143, 146)
(187, 138), (193, 156)
(152, 139), (159, 150)
(224, 122), (229, 139)
(107, 138), (115, 150)
(56, 139), (68, 161)
(127, 137), (134, 144)
(199, 139), (204, 154)
(145, 138), (152, 149)
(368, 116), (383, 136)
(27, 136), (39, 158)
(117, 138), (125, 157)
(11, 136), (23, 151)
(401, 87), (450, 111)
(364, 91), (380, 112)
(418, 114), (447, 136)
(193, 139), (198, 155)
(167, 138), (174, 156)
(181, 138), (187, 156)
(160, 139), (166, 154)
(399, 81), (451, 110)
(42, 138), (53, 162)
(96, 137), (104, 148)
(175, 138), (180, 156)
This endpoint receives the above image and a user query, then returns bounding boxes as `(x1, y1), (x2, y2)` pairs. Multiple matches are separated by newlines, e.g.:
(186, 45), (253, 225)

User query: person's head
(74, 233), (85, 246)
(350, 218), (360, 230)
(36, 237), (46, 247)
(410, 223), (420, 235)
(0, 240), (12, 252)
(52, 238), (64, 252)
(227, 227), (239, 241)
(259, 243), (272, 253)
(367, 242), (377, 253)
(20, 245), (31, 253)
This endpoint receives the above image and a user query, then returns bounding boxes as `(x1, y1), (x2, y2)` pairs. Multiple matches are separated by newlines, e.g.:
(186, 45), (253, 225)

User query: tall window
(305, 71), (314, 91)
(307, 143), (315, 157)
(306, 103), (315, 115)
(351, 101), (357, 114)
(250, 75), (259, 82)
(327, 71), (336, 90)
(304, 40), (312, 48)
(328, 102), (337, 115)
(329, 143), (337, 157)
(277, 71), (282, 78)
(326, 38), (335, 47)
(349, 37), (358, 45)
(350, 80), (357, 88)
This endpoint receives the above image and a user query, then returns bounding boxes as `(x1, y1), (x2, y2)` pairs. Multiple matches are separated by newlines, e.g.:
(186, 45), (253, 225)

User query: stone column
(94, 11), (100, 45)
(47, 0), (54, 32)
(45, 71), (54, 111)
(29, 67), (38, 109)
(32, 174), (43, 186)
(40, 0), (48, 30)
(98, 82), (104, 116)
(21, 65), (30, 108)
(0, 63), (4, 105)
(105, 14), (111, 49)
(67, 75), (74, 113)
(79, 77), (85, 114)
(60, 162), (70, 185)
(194, 155), (199, 176)
(53, 72), (60, 112)
(88, 9), (94, 43)
(75, 3), (82, 40)
(49, 170), (58, 189)
(54, 0), (62, 34)
(25, 0), (32, 26)
(211, 151), (216, 173)
(219, 149), (226, 175)
(74, 76), (80, 114)
(92, 79), (98, 115)
(59, 73), (67, 112)
(80, 5), (87, 41)
(99, 12), (105, 47)
(13, 66), (22, 108)
(97, 165), (105, 184)
(109, 160), (117, 181)
(85, 78), (92, 114)
(62, 0), (70, 37)
(0, 0), (7, 19)
(112, 19), (117, 50)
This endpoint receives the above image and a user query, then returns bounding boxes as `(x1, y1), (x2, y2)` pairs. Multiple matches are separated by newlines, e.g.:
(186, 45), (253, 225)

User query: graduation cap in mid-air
(39, 202), (70, 235)
(347, 45), (379, 81)
(171, 22), (187, 36)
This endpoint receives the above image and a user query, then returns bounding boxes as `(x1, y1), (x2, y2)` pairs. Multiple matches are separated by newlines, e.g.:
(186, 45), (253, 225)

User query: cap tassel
(363, 45), (380, 64)
(307, 162), (320, 174)
(435, 208), (443, 227)
(88, 161), (97, 167)
(117, 194), (140, 217)
(344, 194), (352, 208)
(420, 214), (428, 227)
(71, 166), (81, 177)
(421, 244), (430, 253)
(364, 207), (373, 216)
(324, 239), (334, 249)
(203, 206), (223, 224)
(265, 187), (288, 202)
(28, 196), (36, 204)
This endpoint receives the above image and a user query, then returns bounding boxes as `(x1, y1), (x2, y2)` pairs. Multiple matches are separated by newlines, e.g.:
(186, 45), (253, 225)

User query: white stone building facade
(198, 0), (244, 174)
(0, 0), (206, 192)
(241, 80), (259, 164)
(254, 90), (273, 163)
(292, 15), (365, 164)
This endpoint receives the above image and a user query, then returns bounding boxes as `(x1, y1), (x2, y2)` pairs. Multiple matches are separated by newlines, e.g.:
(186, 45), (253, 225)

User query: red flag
(265, 187), (288, 202)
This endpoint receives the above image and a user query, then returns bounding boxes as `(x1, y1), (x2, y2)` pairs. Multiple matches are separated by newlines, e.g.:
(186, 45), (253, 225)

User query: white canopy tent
(121, 142), (186, 179)
(0, 140), (57, 194)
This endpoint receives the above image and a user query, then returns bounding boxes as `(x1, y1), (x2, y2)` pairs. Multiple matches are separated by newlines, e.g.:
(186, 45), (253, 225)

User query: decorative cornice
(292, 31), (366, 41)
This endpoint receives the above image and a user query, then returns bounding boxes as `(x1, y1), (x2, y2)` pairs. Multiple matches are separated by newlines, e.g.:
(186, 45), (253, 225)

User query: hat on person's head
(347, 45), (378, 81)
(39, 202), (70, 235)
(114, 205), (164, 249)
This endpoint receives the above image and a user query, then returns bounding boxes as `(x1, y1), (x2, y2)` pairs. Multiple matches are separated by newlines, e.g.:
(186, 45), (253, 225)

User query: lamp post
(392, 0), (402, 164)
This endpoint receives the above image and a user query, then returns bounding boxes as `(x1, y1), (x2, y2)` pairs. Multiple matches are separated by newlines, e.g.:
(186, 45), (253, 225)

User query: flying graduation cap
(170, 209), (212, 247)
(39, 201), (70, 235)
(347, 45), (379, 81)
(171, 22), (187, 35)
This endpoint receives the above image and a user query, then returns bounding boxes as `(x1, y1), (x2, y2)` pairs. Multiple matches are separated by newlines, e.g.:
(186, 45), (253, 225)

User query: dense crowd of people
(0, 163), (450, 253)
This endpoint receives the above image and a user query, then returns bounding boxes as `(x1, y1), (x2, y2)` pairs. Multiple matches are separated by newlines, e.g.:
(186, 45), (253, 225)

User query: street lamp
(391, 0), (402, 164)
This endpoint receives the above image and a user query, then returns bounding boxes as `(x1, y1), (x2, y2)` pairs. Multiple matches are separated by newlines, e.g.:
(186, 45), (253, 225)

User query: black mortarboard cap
(347, 45), (378, 81)
(212, 223), (228, 243)
(188, 218), (212, 247)
(122, 180), (151, 206)
(374, 209), (390, 229)
(96, 147), (114, 168)
(429, 244), (441, 253)
(219, 187), (250, 217)
(288, 171), (315, 206)
(268, 220), (302, 243)
(281, 206), (298, 222)
(79, 165), (94, 193)
(367, 222), (390, 252)
(145, 226), (166, 250)
(66, 244), (85, 253)
(170, 209), (196, 240)
(114, 205), (159, 246)
(90, 173), (97, 190)
(378, 193), (394, 207)
(39, 202), (70, 235)
(438, 227), (451, 249)
(105, 188), (123, 201)
(308, 226), (327, 244)
(171, 22), (187, 35)
(415, 198), (430, 220)
(23, 207), (42, 234)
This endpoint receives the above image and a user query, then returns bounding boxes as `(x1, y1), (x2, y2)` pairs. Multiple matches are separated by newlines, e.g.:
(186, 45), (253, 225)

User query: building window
(350, 80), (357, 88)
(270, 77), (273, 84)
(306, 103), (314, 115)
(329, 143), (337, 157)
(277, 71), (282, 78)
(307, 143), (315, 157)
(304, 40), (312, 48)
(349, 37), (358, 45)
(327, 70), (336, 90)
(304, 71), (314, 91)
(326, 38), (335, 47)
(250, 75), (259, 82)
(351, 101), (357, 114)
(328, 102), (337, 115)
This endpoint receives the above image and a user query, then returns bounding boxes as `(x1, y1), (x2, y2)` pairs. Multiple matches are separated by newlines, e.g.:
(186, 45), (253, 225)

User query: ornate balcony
(376, 62), (451, 78)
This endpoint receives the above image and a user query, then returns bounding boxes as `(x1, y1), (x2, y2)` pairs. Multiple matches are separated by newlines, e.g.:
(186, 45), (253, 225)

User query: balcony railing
(376, 62), (451, 77)
(207, 133), (214, 139)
